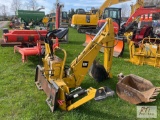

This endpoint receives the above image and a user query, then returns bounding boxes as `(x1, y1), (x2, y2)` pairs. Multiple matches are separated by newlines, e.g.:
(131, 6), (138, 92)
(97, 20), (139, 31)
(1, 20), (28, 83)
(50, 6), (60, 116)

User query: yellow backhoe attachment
(127, 37), (160, 67)
(117, 73), (160, 104)
(35, 18), (115, 111)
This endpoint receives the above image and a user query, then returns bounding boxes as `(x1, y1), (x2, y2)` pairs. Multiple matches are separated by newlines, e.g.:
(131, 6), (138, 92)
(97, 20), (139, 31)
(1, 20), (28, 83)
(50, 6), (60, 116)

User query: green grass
(0, 27), (160, 120)
(0, 21), (10, 37)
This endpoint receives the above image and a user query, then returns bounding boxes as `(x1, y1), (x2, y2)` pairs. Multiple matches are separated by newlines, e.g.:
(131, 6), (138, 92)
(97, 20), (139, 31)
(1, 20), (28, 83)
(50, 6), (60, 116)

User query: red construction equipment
(124, 7), (160, 27)
(54, 3), (62, 48)
(14, 40), (41, 63)
(2, 2), (67, 63)
(5, 29), (46, 62)
(3, 30), (47, 43)
(84, 32), (124, 57)
(131, 25), (154, 43)
(84, 8), (124, 57)
(84, 7), (160, 57)
(125, 7), (160, 67)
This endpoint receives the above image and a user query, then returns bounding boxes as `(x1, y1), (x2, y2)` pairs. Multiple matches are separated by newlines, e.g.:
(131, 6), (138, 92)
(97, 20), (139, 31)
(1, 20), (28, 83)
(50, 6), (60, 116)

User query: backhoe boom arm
(65, 18), (115, 88)
(35, 18), (115, 112)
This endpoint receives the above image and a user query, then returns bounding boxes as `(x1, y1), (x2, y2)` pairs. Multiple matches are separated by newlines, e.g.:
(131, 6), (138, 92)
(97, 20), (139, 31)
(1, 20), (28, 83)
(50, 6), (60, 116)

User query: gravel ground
(0, 21), (9, 29)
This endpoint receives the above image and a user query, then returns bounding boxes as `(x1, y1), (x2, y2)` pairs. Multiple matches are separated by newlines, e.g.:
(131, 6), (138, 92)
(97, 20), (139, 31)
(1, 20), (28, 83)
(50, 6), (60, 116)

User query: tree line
(1, 0), (160, 21)
(0, 0), (39, 20)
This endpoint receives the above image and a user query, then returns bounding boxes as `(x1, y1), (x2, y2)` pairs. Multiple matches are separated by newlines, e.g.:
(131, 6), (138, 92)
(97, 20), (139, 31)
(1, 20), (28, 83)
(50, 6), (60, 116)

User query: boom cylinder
(66, 89), (87, 101)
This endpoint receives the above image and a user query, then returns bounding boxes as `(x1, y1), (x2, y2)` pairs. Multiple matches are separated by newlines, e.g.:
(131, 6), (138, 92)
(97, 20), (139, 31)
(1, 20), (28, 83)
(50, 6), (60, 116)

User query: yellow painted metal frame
(71, 0), (130, 26)
(127, 37), (160, 67)
(38, 18), (115, 111)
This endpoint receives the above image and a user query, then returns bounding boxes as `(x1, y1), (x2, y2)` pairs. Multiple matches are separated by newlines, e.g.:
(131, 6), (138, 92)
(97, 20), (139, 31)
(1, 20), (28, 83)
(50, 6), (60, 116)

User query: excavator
(84, 7), (124, 57)
(124, 7), (160, 67)
(84, 0), (160, 58)
(35, 18), (160, 112)
(75, 8), (98, 15)
(122, 7), (160, 30)
(130, 0), (144, 15)
(71, 0), (130, 33)
(95, 6), (160, 67)
(119, 0), (144, 34)
(42, 12), (69, 28)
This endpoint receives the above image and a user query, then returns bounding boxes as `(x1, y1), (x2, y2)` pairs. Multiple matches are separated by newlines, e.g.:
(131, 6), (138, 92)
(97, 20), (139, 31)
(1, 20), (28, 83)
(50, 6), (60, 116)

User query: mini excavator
(35, 18), (115, 111)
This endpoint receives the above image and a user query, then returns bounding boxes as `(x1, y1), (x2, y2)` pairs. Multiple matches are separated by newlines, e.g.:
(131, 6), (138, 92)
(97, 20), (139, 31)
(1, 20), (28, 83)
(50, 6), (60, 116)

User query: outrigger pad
(94, 87), (115, 101)
(47, 28), (69, 39)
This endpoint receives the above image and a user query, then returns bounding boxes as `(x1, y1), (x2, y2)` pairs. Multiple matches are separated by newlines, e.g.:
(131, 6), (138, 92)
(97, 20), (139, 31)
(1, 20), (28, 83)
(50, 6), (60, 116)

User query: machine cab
(62, 11), (69, 23)
(97, 8), (121, 34)
(102, 8), (121, 27)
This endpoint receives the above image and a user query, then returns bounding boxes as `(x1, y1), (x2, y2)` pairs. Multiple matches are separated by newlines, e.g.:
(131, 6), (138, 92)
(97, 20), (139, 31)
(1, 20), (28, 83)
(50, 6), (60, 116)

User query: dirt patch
(0, 21), (9, 28)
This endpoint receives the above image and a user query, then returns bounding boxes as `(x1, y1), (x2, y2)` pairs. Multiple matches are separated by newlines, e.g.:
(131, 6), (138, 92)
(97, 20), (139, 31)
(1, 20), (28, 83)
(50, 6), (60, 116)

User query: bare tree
(144, 0), (160, 6)
(28, 0), (39, 10)
(0, 4), (8, 20)
(11, 0), (22, 14)
(121, 3), (130, 17)
(52, 0), (61, 13)
(23, 1), (30, 10)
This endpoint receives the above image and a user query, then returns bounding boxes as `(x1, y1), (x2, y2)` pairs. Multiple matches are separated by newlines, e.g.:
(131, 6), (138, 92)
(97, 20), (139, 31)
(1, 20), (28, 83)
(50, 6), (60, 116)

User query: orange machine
(84, 8), (124, 57)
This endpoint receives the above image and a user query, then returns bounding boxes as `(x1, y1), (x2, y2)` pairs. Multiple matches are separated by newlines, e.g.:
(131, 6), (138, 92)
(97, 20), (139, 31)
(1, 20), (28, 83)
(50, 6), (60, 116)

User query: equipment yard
(0, 21), (9, 28)
(0, 0), (160, 119)
(0, 24), (160, 119)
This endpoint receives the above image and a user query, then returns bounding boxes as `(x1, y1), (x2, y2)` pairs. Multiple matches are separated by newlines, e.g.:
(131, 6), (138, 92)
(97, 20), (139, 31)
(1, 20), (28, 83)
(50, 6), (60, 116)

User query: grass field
(0, 25), (160, 120)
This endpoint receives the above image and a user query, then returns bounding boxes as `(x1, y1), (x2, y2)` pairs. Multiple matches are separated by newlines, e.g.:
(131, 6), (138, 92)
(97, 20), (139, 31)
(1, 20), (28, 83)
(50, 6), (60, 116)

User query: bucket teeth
(150, 95), (157, 98)
(156, 87), (160, 89)
(153, 92), (159, 96)
(155, 88), (160, 92)
(149, 99), (156, 102)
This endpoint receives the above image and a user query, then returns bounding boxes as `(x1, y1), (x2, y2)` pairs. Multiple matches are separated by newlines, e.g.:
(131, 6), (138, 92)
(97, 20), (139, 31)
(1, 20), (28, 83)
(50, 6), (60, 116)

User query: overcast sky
(0, 0), (136, 15)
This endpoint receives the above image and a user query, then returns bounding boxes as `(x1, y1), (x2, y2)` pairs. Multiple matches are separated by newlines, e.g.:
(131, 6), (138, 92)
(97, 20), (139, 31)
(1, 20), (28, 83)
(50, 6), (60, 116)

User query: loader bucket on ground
(116, 73), (160, 104)
(83, 33), (124, 57)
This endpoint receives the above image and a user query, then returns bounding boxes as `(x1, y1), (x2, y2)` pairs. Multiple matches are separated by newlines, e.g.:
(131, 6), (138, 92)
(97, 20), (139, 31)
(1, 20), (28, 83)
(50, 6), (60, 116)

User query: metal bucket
(116, 73), (160, 104)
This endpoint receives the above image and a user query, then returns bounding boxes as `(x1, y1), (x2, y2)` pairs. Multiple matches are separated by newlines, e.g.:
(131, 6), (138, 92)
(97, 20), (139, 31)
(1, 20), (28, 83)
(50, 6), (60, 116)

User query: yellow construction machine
(128, 33), (160, 67)
(35, 18), (160, 112)
(35, 18), (116, 111)
(71, 0), (130, 32)
(130, 0), (144, 15)
(42, 11), (69, 27)
(121, 7), (160, 67)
